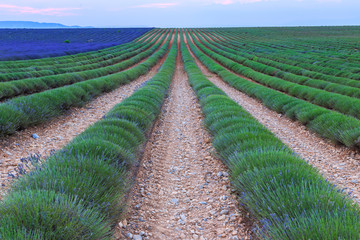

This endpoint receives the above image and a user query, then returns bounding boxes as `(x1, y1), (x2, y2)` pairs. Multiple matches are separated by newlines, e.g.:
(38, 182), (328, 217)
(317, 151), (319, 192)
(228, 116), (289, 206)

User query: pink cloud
(0, 4), (80, 16)
(214, 0), (234, 4)
(132, 3), (179, 8)
(214, 0), (262, 4)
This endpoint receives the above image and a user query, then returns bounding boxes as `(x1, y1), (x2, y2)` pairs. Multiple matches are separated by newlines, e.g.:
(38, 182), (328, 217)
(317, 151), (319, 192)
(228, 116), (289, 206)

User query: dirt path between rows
(115, 33), (249, 240)
(191, 30), (360, 118)
(208, 31), (226, 41)
(0, 32), (174, 196)
(199, 31), (222, 42)
(184, 34), (360, 203)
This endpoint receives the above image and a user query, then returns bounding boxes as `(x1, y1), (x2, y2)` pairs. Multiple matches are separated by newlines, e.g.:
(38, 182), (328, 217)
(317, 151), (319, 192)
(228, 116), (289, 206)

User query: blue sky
(0, 0), (358, 27)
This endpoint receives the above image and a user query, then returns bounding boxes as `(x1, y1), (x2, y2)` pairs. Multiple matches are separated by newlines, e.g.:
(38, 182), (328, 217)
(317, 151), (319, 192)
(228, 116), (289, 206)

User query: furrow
(117, 32), (248, 240)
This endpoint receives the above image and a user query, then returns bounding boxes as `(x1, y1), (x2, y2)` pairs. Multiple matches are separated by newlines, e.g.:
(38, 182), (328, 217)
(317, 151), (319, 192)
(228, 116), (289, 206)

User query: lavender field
(0, 28), (152, 60)
(1, 27), (360, 239)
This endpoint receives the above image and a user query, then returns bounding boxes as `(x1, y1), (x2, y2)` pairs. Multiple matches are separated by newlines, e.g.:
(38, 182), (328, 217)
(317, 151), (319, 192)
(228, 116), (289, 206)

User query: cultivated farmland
(1, 27), (360, 239)
(0, 28), (152, 60)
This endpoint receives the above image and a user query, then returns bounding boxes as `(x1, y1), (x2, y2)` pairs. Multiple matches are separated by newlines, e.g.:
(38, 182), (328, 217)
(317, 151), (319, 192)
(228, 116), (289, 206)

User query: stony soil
(1, 29), (360, 239)
(115, 34), (250, 240)
(186, 33), (360, 203)
(0, 32), (171, 196)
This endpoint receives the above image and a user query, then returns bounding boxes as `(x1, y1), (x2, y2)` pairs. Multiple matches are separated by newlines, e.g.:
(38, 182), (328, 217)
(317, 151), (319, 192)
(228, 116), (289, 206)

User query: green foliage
(0, 30), (178, 239)
(0, 30), (173, 136)
(0, 30), (166, 100)
(181, 32), (360, 239)
(192, 30), (360, 120)
(0, 29), (162, 77)
(0, 190), (110, 239)
(187, 30), (360, 148)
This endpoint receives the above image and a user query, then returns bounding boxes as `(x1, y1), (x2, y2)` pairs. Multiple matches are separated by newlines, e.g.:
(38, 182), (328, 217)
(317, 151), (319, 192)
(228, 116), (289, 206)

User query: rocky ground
(0, 33), (170, 196)
(1, 30), (359, 239)
(115, 35), (250, 240)
(186, 33), (360, 203)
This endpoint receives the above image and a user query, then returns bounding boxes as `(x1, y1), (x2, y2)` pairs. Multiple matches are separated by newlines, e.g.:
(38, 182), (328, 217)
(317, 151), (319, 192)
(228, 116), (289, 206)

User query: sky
(0, 0), (359, 27)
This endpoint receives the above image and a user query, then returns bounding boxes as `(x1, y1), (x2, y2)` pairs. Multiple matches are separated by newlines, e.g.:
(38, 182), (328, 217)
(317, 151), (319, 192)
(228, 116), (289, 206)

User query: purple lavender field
(0, 28), (152, 60)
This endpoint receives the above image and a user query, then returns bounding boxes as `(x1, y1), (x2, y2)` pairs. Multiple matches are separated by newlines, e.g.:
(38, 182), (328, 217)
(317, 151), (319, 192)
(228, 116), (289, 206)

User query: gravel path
(0, 33), (172, 195)
(115, 34), (250, 240)
(185, 34), (360, 203)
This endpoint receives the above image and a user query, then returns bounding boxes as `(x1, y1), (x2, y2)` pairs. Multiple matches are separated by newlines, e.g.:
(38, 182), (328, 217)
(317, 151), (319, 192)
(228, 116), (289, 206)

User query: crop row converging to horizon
(1, 26), (360, 239)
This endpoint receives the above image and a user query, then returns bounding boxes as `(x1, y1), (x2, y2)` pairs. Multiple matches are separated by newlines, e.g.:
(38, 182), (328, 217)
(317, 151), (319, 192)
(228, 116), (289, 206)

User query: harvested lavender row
(0, 30), (172, 137)
(185, 30), (360, 149)
(0, 30), (178, 239)
(181, 31), (360, 239)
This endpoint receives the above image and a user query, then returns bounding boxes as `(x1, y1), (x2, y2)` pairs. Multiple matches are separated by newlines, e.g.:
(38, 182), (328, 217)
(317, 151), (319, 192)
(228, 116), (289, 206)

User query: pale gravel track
(0, 32), (172, 195)
(185, 33), (360, 203)
(115, 33), (249, 240)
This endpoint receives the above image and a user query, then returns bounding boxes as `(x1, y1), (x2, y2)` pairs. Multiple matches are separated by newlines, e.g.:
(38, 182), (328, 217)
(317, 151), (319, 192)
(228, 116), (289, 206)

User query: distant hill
(0, 21), (91, 28)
